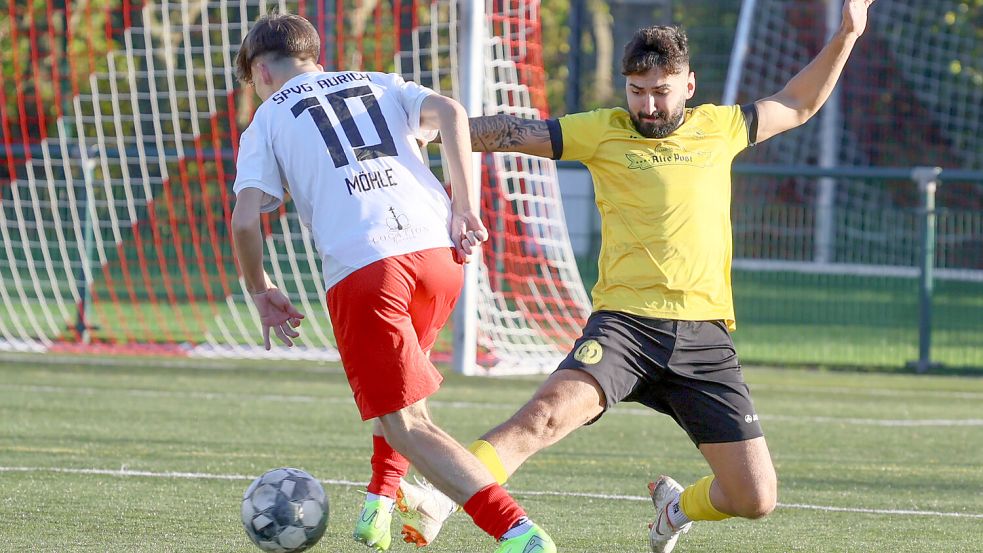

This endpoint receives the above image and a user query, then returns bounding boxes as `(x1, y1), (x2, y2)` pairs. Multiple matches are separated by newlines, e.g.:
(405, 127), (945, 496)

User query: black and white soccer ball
(241, 468), (329, 552)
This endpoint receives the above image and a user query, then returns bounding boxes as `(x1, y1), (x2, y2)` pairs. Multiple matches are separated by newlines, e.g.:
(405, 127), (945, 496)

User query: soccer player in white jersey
(229, 13), (556, 553)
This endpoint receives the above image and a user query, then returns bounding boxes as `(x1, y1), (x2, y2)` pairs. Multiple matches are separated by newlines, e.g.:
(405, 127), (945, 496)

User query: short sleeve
(232, 114), (285, 213)
(557, 109), (611, 162)
(710, 104), (751, 157)
(378, 73), (438, 143)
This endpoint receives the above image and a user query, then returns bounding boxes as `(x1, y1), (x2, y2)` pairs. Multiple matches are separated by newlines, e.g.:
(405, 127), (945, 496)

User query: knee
(515, 399), (559, 441)
(494, 372), (603, 448)
(731, 482), (777, 519)
(378, 404), (434, 447)
(514, 397), (568, 444)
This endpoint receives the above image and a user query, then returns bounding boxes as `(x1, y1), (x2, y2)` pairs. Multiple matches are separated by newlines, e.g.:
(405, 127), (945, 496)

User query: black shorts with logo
(557, 310), (763, 445)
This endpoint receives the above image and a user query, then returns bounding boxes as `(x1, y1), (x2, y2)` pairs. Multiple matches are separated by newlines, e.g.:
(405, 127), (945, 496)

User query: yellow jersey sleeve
(556, 109), (619, 162)
(706, 104), (751, 158)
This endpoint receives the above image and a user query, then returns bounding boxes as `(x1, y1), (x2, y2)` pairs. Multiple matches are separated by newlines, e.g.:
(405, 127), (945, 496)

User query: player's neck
(268, 60), (321, 90)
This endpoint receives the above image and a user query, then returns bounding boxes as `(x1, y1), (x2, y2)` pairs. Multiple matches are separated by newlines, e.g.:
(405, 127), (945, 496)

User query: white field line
(750, 383), (983, 401)
(4, 352), (983, 401)
(0, 466), (981, 520)
(3, 383), (983, 427)
(5, 351), (983, 401)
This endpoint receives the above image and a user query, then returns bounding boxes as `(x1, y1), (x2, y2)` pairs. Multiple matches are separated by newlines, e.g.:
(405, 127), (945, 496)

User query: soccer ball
(241, 468), (329, 552)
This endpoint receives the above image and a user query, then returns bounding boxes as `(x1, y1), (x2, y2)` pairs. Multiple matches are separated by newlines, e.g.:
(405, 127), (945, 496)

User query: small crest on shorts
(574, 339), (603, 364)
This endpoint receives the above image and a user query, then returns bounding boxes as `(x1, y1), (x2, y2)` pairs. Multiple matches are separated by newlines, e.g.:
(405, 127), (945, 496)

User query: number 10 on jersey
(291, 85), (398, 168)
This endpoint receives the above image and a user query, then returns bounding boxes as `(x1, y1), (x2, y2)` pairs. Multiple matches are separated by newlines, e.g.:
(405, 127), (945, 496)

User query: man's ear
(257, 61), (274, 86)
(686, 71), (697, 100)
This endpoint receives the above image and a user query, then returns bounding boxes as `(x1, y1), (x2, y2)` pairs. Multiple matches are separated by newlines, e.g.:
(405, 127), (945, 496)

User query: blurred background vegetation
(3, 1), (981, 131)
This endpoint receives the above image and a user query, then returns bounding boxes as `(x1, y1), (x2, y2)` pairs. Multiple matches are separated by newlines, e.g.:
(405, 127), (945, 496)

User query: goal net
(0, 0), (588, 372)
(725, 0), (983, 367)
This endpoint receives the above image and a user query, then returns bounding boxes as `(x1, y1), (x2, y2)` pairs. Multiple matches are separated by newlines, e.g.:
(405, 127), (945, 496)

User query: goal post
(453, 0), (485, 376)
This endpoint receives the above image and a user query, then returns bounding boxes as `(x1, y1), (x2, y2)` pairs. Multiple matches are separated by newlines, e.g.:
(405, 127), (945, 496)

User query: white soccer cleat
(395, 476), (459, 547)
(647, 476), (692, 553)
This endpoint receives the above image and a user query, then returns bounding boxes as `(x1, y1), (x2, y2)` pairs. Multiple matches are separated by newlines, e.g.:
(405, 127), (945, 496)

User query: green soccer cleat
(353, 498), (395, 551)
(494, 521), (557, 553)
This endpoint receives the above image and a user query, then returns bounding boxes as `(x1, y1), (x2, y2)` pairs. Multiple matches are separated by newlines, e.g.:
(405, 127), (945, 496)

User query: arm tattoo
(470, 115), (551, 153)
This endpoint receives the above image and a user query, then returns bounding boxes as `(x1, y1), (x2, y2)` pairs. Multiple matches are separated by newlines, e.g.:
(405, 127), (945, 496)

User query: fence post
(74, 149), (98, 345)
(911, 166), (942, 373)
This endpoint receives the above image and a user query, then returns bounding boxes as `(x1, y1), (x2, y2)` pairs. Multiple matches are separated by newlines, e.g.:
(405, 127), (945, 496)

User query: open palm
(251, 288), (304, 350)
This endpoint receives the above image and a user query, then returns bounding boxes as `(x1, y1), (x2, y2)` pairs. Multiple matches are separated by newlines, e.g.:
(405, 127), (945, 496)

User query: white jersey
(233, 71), (454, 289)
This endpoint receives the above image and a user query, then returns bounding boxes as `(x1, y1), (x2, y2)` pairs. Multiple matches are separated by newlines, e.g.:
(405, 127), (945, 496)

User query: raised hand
(250, 287), (304, 350)
(841, 0), (876, 37)
(449, 209), (489, 264)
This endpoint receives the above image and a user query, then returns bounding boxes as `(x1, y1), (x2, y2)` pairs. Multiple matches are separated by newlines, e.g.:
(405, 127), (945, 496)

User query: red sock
(462, 483), (526, 540)
(366, 435), (409, 498)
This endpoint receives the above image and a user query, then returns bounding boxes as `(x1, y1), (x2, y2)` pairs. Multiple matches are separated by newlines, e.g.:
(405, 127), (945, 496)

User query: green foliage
(539, 1), (741, 114)
(0, 0), (120, 142)
(942, 1), (983, 85)
(539, 0), (571, 114)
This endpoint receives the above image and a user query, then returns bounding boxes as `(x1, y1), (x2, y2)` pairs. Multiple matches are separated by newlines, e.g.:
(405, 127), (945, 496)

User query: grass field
(5, 261), (983, 372)
(731, 270), (983, 371)
(1, 354), (981, 552)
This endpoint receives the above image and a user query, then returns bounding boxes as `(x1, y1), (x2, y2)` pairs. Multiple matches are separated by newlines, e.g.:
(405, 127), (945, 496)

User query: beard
(631, 100), (686, 139)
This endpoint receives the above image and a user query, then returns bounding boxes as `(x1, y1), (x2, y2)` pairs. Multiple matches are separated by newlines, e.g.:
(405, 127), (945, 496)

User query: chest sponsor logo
(625, 146), (711, 170)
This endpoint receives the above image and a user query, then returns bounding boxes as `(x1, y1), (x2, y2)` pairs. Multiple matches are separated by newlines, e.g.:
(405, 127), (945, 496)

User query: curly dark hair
(235, 12), (320, 84)
(621, 25), (689, 76)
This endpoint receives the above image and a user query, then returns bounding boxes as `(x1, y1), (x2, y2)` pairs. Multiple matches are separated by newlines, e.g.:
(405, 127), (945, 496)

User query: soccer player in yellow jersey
(395, 1), (877, 552)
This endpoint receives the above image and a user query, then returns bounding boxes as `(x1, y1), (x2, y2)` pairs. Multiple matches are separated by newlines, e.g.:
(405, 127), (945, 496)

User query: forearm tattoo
(470, 115), (550, 152)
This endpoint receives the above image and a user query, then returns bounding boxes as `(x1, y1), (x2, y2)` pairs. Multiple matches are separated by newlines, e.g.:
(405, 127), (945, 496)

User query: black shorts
(557, 310), (763, 445)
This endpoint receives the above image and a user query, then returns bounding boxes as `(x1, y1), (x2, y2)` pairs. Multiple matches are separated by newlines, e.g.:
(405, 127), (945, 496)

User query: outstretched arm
(468, 115), (555, 158)
(429, 114), (555, 158)
(753, 0), (875, 143)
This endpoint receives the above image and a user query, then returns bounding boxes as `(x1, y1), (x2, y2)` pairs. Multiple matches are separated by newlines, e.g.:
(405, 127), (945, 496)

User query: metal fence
(565, 162), (983, 372)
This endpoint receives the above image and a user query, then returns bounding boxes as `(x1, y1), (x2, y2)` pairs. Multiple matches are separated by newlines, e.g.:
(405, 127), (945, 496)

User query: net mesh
(0, 0), (588, 371)
(726, 0), (983, 368)
(730, 0), (983, 269)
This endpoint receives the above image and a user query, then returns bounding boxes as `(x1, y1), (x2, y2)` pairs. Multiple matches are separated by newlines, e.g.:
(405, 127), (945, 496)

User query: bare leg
(378, 398), (495, 506)
(699, 436), (777, 519)
(481, 369), (606, 476)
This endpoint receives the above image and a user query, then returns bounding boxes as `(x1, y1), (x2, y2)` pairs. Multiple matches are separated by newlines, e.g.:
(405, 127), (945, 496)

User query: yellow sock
(468, 440), (508, 485)
(679, 476), (731, 521)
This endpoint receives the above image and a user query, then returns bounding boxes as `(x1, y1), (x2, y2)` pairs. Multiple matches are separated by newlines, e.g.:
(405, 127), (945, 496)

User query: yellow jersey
(557, 105), (751, 328)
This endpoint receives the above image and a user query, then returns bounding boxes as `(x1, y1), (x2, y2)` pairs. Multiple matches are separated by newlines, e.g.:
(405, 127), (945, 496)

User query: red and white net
(0, 0), (588, 372)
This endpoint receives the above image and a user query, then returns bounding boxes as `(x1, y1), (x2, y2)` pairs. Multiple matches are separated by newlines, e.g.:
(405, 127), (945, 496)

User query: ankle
(666, 495), (691, 529)
(365, 493), (395, 512)
(500, 516), (531, 540)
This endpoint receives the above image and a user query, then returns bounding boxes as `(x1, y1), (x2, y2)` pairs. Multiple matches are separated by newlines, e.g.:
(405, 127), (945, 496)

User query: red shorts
(327, 247), (463, 420)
